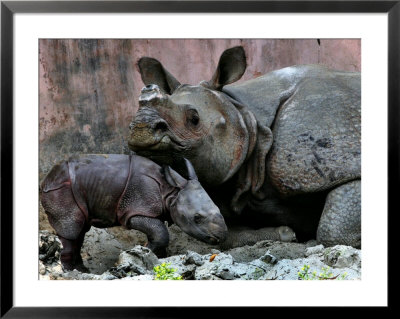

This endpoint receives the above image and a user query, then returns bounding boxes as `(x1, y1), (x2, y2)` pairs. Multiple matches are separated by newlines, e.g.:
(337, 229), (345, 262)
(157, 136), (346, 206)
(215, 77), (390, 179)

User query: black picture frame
(1, 1), (397, 317)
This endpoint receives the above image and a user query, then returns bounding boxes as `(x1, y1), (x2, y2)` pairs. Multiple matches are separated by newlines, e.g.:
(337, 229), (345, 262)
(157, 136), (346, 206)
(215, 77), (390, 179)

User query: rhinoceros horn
(184, 158), (198, 181)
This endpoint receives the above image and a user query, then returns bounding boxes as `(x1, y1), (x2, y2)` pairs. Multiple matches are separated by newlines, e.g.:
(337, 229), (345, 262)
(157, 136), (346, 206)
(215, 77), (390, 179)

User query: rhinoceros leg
(317, 180), (361, 248)
(219, 226), (297, 250)
(127, 216), (169, 257)
(41, 186), (89, 272)
(57, 231), (89, 273)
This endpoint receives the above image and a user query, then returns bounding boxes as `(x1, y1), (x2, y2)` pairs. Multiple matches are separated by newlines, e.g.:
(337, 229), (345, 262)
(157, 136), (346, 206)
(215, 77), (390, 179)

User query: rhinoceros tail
(41, 160), (70, 193)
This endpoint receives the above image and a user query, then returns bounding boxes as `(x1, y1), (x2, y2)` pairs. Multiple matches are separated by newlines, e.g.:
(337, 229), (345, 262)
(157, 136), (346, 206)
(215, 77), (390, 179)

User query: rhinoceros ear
(137, 57), (181, 95)
(163, 165), (188, 189)
(209, 46), (247, 90)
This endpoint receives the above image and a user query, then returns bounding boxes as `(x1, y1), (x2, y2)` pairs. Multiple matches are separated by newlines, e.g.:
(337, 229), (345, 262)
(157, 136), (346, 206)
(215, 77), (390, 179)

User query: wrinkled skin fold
(129, 46), (361, 248)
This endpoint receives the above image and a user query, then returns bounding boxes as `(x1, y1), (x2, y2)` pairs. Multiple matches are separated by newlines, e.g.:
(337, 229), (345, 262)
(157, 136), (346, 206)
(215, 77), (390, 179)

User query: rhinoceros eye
(194, 213), (204, 224)
(186, 109), (200, 126)
(191, 114), (199, 125)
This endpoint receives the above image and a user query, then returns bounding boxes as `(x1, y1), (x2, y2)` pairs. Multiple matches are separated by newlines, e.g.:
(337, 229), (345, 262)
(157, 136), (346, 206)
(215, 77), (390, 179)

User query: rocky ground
(39, 223), (361, 281)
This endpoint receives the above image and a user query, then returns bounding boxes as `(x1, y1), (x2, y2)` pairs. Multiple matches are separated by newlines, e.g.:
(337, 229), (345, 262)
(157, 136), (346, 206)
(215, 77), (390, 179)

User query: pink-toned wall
(39, 39), (360, 178)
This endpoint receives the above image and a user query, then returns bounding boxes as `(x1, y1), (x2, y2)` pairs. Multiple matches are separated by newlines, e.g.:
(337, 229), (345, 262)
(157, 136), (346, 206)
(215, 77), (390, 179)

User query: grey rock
(123, 274), (154, 281)
(118, 246), (159, 270)
(193, 253), (270, 280)
(108, 245), (159, 278)
(81, 227), (131, 274)
(246, 260), (270, 279)
(109, 263), (146, 278)
(159, 255), (197, 280)
(305, 244), (325, 256)
(39, 262), (47, 275)
(39, 229), (361, 281)
(97, 273), (118, 280)
(39, 231), (62, 264)
(216, 268), (235, 280)
(260, 251), (277, 264)
(183, 251), (205, 266)
(194, 253), (235, 280)
(323, 245), (361, 269)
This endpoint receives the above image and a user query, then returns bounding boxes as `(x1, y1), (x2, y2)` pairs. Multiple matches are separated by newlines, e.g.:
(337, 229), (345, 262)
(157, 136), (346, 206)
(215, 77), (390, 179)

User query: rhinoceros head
(129, 47), (273, 212)
(165, 158), (227, 245)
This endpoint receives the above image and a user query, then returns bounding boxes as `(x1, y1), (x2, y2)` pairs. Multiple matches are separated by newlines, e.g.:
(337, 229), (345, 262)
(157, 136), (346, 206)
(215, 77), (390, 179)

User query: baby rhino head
(164, 159), (228, 245)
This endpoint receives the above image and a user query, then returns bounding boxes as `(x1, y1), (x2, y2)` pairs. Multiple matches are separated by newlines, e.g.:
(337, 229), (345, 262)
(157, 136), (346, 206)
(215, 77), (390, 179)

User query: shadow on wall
(39, 39), (361, 180)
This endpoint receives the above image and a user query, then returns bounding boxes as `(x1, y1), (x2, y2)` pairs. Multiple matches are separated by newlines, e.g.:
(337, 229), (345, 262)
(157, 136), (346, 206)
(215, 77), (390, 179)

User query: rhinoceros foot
(317, 180), (361, 248)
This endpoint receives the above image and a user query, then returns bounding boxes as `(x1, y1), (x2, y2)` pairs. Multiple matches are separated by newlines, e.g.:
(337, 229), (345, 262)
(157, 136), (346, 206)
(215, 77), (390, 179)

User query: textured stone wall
(39, 39), (360, 179)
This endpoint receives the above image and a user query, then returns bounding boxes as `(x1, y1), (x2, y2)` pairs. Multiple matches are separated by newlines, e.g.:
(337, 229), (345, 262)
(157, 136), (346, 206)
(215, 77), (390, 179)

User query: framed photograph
(1, 0), (397, 316)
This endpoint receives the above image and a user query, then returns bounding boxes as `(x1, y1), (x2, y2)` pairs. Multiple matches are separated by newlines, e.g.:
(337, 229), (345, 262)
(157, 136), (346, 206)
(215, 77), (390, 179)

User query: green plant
(337, 272), (348, 280)
(297, 265), (315, 280)
(318, 266), (334, 279)
(153, 262), (182, 280)
(298, 264), (347, 280)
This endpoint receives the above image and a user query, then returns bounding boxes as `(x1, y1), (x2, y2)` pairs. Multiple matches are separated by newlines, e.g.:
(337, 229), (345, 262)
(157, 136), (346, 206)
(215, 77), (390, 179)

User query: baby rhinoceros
(40, 154), (228, 272)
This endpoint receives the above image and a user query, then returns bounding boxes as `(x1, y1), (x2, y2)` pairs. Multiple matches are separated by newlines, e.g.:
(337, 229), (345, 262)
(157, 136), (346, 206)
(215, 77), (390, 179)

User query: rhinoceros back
(68, 154), (131, 225)
(224, 65), (359, 128)
(224, 65), (361, 196)
(117, 154), (165, 226)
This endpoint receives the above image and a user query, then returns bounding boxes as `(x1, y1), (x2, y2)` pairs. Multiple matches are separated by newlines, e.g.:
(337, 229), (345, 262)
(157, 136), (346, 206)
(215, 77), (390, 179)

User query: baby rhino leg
(317, 180), (361, 248)
(57, 230), (89, 273)
(41, 186), (89, 272)
(127, 216), (169, 257)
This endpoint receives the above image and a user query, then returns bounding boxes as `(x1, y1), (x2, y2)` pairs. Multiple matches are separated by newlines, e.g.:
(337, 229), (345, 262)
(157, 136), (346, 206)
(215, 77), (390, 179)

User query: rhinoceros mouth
(206, 236), (220, 245)
(129, 134), (186, 152)
(202, 233), (228, 245)
(194, 227), (227, 245)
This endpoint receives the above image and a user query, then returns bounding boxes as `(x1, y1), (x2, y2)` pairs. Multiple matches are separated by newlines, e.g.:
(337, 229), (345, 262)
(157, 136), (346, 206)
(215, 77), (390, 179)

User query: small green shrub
(153, 262), (182, 280)
(298, 264), (347, 280)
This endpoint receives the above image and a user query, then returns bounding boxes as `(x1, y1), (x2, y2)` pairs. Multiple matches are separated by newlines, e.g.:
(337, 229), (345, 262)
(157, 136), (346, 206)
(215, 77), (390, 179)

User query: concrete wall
(39, 39), (361, 179)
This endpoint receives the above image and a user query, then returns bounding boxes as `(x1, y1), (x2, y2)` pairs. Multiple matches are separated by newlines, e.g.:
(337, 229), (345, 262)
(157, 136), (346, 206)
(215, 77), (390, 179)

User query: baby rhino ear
(183, 158), (198, 181)
(163, 165), (188, 188)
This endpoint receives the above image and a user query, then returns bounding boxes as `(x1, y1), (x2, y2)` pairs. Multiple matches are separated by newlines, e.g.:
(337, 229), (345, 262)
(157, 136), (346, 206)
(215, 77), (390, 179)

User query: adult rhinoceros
(128, 46), (361, 248)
